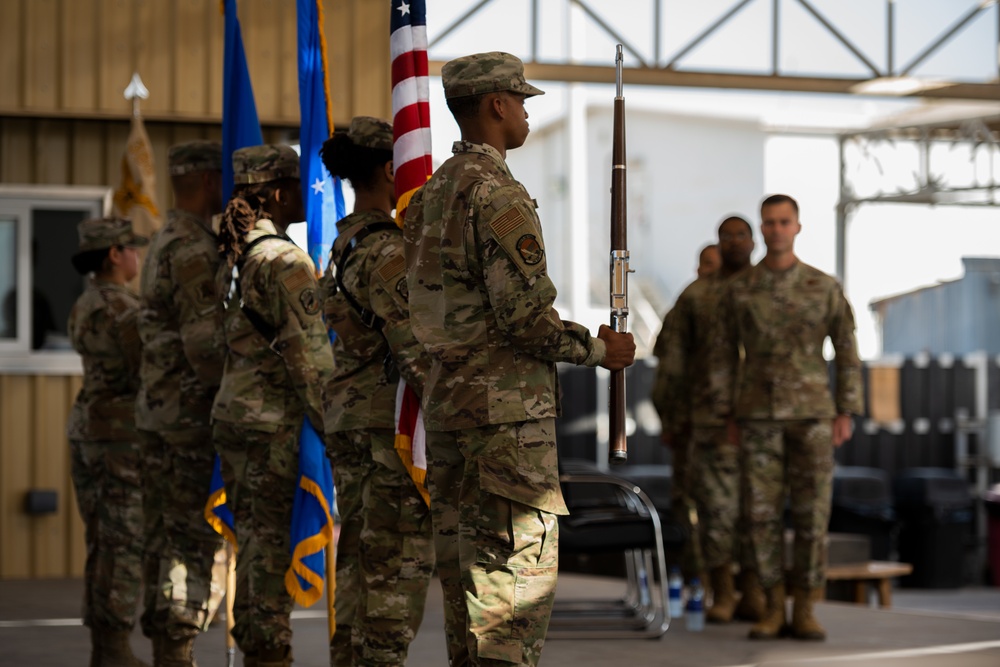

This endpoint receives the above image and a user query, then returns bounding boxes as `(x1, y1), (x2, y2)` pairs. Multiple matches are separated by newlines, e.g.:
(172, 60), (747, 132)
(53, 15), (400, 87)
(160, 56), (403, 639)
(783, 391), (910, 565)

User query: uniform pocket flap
(478, 456), (568, 516)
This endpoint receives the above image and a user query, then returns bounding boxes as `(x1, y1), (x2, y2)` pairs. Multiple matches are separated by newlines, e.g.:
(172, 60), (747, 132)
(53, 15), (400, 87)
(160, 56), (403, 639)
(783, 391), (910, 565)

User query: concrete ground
(1, 574), (999, 666)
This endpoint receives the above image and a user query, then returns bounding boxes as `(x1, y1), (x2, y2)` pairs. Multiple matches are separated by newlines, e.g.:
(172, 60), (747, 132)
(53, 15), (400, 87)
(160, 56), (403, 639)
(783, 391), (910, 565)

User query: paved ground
(2, 574), (999, 666)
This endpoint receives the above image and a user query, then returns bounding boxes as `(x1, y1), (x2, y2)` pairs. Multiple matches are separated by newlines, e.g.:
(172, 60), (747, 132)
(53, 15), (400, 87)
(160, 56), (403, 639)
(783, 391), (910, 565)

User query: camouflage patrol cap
(348, 116), (393, 152)
(232, 144), (300, 185)
(75, 216), (148, 253)
(168, 140), (223, 175)
(441, 52), (544, 100)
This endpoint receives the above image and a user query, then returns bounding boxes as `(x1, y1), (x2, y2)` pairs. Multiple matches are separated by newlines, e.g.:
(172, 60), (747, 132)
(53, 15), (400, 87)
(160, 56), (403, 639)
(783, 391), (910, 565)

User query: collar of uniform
(451, 141), (509, 173)
(254, 218), (279, 234)
(171, 207), (216, 237)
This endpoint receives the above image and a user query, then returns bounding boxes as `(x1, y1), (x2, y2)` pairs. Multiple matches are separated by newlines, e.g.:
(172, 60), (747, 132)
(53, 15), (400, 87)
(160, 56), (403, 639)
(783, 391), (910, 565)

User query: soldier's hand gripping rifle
(609, 44), (631, 465)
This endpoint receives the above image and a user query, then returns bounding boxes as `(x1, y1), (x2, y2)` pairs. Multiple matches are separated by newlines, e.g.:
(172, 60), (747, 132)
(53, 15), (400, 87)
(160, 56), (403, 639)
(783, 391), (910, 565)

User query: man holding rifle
(404, 52), (635, 666)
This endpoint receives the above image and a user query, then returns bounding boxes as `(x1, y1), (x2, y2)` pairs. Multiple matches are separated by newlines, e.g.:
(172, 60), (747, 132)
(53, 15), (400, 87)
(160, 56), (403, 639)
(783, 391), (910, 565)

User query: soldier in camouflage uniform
(404, 53), (636, 667)
(715, 195), (863, 641)
(213, 144), (335, 667)
(68, 217), (150, 667)
(653, 218), (765, 624)
(318, 117), (435, 667)
(136, 141), (226, 666)
(650, 242), (721, 584)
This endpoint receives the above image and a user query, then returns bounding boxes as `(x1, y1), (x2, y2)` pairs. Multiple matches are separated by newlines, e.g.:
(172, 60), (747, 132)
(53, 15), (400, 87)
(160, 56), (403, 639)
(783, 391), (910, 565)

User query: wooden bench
(825, 561), (913, 608)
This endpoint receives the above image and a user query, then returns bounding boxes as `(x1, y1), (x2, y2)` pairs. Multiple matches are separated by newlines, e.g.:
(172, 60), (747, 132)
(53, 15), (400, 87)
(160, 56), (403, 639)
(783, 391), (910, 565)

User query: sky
(311, 0), (1000, 359)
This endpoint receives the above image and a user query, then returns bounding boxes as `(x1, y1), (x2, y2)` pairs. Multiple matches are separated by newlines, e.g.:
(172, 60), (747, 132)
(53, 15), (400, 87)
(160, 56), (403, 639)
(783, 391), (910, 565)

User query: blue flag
(204, 455), (236, 547)
(285, 419), (335, 606)
(283, 0), (340, 609)
(297, 0), (345, 274)
(222, 0), (263, 203)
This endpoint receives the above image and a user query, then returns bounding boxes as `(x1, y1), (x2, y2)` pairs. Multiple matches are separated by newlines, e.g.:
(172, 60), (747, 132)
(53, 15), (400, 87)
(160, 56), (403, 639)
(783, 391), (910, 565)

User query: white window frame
(0, 185), (111, 375)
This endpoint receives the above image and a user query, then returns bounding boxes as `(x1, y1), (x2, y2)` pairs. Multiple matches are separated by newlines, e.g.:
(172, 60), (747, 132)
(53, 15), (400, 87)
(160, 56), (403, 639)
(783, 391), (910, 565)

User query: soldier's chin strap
(226, 233), (288, 354)
(330, 221), (399, 331)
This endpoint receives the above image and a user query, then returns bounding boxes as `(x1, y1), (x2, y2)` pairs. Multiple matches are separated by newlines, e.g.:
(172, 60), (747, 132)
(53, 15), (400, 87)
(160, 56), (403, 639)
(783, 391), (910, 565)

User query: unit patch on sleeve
(516, 234), (543, 265)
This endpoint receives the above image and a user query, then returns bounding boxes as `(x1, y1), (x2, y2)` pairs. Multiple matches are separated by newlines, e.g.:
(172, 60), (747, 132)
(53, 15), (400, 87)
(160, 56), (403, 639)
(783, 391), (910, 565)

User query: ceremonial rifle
(609, 44), (631, 465)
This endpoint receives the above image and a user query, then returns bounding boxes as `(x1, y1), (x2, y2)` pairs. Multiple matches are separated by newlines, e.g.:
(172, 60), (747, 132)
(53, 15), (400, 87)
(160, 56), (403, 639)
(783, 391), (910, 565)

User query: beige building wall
(0, 0), (391, 579)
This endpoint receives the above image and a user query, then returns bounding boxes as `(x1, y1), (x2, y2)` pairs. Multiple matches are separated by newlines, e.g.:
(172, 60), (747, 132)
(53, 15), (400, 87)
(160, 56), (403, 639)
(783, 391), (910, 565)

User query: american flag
(390, 0), (432, 223)
(390, 0), (431, 506)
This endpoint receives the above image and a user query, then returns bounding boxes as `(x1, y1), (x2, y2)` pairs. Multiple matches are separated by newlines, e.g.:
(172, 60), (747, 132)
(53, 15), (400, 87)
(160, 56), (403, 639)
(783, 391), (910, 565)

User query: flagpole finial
(124, 72), (150, 118)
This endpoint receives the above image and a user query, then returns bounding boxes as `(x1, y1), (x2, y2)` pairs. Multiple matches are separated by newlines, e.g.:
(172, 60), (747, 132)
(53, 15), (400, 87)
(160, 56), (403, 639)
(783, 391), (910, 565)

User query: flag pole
(326, 539), (336, 642)
(123, 72), (149, 118)
(225, 543), (237, 667)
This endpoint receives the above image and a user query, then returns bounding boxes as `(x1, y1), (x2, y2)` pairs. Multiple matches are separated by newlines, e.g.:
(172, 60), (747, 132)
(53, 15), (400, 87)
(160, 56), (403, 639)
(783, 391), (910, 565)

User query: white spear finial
(123, 73), (149, 118)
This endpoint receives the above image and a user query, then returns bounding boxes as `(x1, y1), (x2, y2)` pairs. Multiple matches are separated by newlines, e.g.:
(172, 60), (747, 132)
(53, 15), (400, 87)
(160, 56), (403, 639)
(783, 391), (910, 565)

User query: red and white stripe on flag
(390, 0), (431, 506)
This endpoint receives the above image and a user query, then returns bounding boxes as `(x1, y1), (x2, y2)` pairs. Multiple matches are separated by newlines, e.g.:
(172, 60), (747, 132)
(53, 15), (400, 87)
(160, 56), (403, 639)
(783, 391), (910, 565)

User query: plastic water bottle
(686, 577), (705, 631)
(667, 567), (684, 619)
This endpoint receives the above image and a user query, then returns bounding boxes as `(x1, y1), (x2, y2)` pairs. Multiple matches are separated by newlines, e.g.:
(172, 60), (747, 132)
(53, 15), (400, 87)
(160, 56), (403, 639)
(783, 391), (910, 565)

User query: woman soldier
(319, 117), (435, 667)
(67, 217), (150, 667)
(212, 145), (335, 667)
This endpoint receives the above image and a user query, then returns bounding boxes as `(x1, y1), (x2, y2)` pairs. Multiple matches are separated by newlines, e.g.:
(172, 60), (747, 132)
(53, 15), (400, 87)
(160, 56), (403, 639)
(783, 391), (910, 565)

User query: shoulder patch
(282, 267), (313, 293)
(299, 288), (321, 316)
(377, 254), (406, 283)
(516, 234), (544, 265)
(490, 206), (527, 238)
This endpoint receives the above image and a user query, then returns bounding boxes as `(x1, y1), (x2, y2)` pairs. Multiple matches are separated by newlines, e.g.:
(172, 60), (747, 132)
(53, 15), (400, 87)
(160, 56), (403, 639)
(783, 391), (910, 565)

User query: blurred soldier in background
(136, 141), (225, 666)
(68, 217), (149, 667)
(716, 194), (862, 641)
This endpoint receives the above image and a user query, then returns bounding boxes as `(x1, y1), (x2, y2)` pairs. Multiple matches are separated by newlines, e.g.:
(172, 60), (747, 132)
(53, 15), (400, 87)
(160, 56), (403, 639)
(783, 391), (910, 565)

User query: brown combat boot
(791, 587), (827, 640)
(747, 584), (787, 639)
(734, 569), (767, 622)
(257, 645), (292, 667)
(97, 630), (150, 667)
(158, 636), (197, 667)
(707, 565), (737, 623)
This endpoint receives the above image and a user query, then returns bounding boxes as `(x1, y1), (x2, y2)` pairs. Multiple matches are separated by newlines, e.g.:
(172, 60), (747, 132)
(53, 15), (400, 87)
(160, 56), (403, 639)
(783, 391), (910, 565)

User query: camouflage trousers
(139, 427), (222, 640)
(689, 426), (755, 572)
(69, 439), (145, 631)
(670, 437), (703, 578)
(741, 420), (834, 590)
(215, 420), (298, 653)
(326, 428), (435, 667)
(426, 419), (565, 667)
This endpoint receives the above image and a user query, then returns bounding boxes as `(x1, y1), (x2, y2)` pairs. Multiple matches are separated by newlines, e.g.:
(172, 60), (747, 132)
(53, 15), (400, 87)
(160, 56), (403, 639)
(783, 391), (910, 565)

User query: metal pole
(836, 135), (848, 286)
(887, 0), (894, 75)
(772, 0), (780, 75)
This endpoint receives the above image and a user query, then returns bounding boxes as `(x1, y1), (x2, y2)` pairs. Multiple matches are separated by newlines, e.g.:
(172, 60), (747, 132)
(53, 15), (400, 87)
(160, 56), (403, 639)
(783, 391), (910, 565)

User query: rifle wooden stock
(609, 45), (629, 465)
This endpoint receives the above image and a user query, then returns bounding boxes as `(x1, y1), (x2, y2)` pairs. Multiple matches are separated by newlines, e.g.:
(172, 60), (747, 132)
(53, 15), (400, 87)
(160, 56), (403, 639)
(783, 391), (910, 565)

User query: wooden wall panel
(62, 0), (100, 112)
(70, 120), (109, 187)
(0, 375), (34, 578)
(174, 0), (211, 116)
(31, 376), (71, 577)
(98, 0), (134, 114)
(206, 1), (226, 119)
(243, 0), (283, 122)
(34, 121), (71, 185)
(328, 0), (353, 126)
(136, 0), (175, 116)
(23, 0), (59, 110)
(351, 1), (391, 119)
(0, 0), (24, 109)
(1, 118), (36, 184)
(279, 2), (299, 122)
(66, 375), (85, 577)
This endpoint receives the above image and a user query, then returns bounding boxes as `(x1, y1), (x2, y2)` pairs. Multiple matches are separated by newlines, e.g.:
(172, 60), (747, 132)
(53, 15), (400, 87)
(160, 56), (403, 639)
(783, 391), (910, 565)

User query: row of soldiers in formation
(68, 52), (635, 667)
(67, 48), (861, 667)
(651, 202), (863, 641)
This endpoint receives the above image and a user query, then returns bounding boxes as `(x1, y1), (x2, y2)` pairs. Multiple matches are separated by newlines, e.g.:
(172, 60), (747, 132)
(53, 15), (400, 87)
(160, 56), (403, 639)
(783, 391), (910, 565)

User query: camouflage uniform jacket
(136, 208), (225, 431)
(211, 219), (334, 432)
(652, 275), (730, 433)
(715, 260), (863, 420)
(321, 210), (429, 433)
(403, 140), (606, 431)
(67, 280), (142, 441)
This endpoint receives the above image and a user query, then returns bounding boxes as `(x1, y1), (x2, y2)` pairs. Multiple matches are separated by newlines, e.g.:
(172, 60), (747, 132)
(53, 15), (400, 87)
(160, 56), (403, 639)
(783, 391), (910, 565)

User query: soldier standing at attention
(213, 145), (335, 667)
(656, 217), (765, 624)
(403, 52), (636, 667)
(650, 241), (721, 585)
(717, 194), (862, 641)
(319, 117), (435, 667)
(68, 217), (149, 667)
(136, 141), (225, 666)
